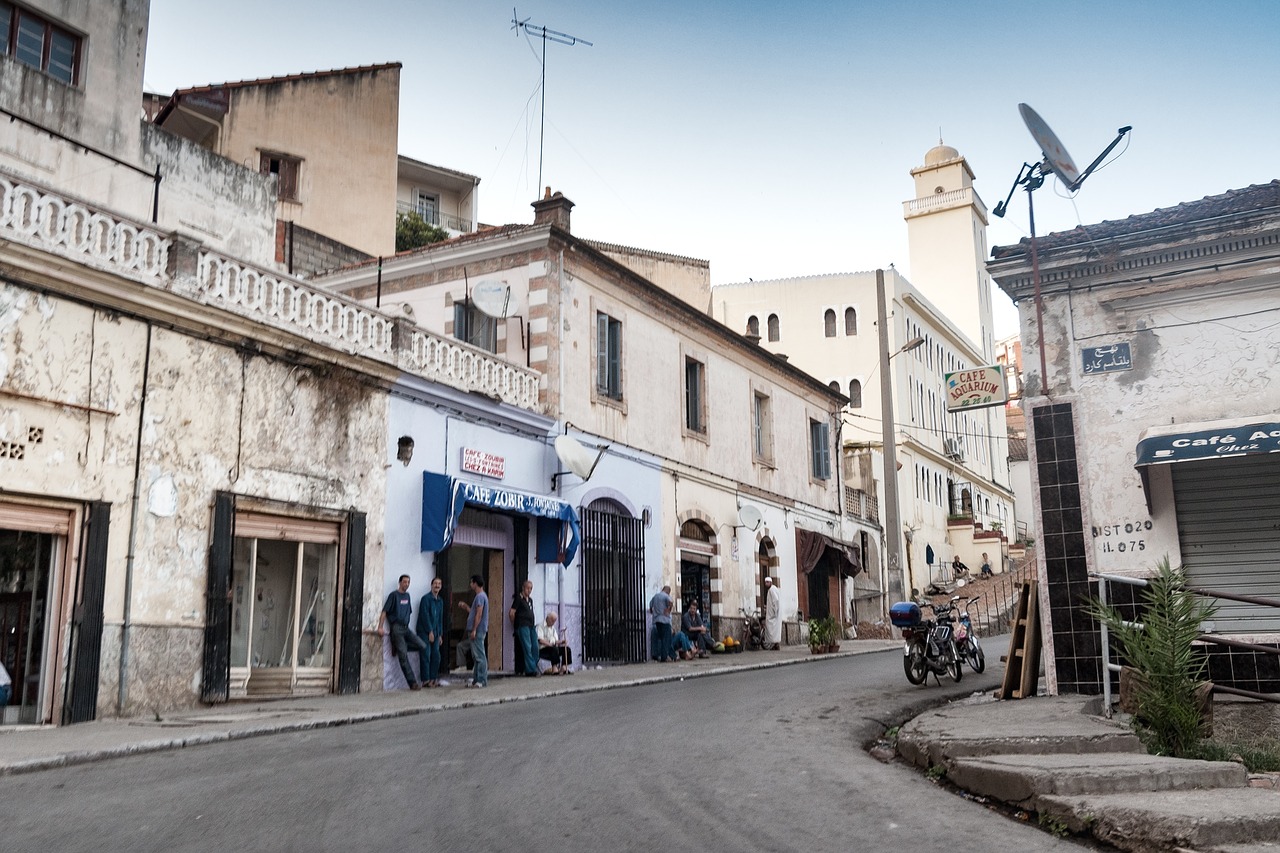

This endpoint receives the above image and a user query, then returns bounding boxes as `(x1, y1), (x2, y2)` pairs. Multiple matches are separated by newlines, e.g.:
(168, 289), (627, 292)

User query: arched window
(844, 307), (857, 336)
(828, 380), (840, 393)
(767, 314), (780, 342)
(848, 379), (862, 408)
(746, 315), (759, 336)
(823, 309), (836, 337)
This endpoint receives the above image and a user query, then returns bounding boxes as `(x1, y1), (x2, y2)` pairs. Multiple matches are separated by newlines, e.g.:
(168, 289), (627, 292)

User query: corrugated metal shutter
(1172, 455), (1280, 632)
(235, 512), (340, 543)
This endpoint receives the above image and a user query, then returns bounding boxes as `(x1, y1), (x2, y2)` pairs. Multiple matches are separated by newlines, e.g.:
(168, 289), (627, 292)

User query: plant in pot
(1086, 557), (1217, 757)
(807, 617), (829, 653)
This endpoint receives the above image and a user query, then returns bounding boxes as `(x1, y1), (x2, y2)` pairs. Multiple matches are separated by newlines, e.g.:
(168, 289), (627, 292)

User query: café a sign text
(945, 365), (1007, 412)
(461, 447), (505, 479)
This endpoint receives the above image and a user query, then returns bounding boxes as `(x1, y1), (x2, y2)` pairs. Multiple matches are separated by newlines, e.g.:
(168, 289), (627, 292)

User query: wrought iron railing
(396, 201), (472, 233)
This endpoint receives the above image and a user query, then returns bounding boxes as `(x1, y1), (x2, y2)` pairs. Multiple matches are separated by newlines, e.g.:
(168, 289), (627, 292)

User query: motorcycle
(891, 600), (963, 685)
(739, 607), (764, 650)
(953, 595), (986, 674)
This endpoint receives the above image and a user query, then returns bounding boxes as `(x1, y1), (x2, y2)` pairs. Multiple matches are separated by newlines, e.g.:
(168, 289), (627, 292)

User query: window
(809, 418), (831, 480)
(746, 315), (759, 337)
(844, 307), (857, 336)
(752, 392), (772, 462)
(848, 379), (862, 408)
(767, 314), (780, 342)
(414, 190), (439, 225)
(260, 152), (301, 202)
(2, 3), (80, 84)
(823, 309), (836, 338)
(454, 300), (496, 352)
(684, 357), (706, 434)
(596, 312), (622, 400)
(828, 380), (839, 393)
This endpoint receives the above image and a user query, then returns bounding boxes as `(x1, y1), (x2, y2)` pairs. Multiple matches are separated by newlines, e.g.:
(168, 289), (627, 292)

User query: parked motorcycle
(740, 607), (764, 650)
(890, 600), (963, 685)
(953, 595), (986, 674)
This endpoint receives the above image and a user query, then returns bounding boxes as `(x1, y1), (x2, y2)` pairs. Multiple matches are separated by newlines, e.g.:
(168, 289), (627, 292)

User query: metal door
(201, 493), (234, 703)
(581, 508), (645, 663)
(65, 501), (110, 723)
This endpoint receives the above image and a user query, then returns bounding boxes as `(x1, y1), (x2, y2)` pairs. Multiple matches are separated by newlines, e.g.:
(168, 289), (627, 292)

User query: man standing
(416, 576), (445, 687)
(378, 574), (425, 690)
(649, 584), (674, 662)
(763, 576), (782, 651)
(466, 574), (489, 687)
(681, 598), (714, 657)
(510, 579), (539, 677)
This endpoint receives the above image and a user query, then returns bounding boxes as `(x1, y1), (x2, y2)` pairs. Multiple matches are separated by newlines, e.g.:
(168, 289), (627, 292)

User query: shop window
(2, 3), (80, 85)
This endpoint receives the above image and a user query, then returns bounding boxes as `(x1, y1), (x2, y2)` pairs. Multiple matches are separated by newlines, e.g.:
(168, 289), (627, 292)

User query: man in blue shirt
(465, 574), (490, 687)
(416, 576), (445, 687)
(650, 584), (674, 662)
(378, 574), (425, 690)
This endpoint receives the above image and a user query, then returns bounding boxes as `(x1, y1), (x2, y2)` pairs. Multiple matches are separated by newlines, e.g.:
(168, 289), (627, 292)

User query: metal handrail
(1093, 572), (1280, 717)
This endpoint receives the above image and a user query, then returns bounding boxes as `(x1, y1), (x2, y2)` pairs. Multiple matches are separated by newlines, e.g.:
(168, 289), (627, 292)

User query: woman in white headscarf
(763, 576), (782, 650)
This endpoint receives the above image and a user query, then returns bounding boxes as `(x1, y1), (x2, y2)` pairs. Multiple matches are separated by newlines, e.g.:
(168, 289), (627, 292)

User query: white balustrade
(0, 175), (169, 279)
(403, 329), (541, 410)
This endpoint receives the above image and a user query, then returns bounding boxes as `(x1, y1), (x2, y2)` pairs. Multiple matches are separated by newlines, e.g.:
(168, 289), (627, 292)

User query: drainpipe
(118, 323), (154, 715)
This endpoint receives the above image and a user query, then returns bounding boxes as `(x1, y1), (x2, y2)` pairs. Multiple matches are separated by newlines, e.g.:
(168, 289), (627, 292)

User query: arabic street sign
(944, 364), (1007, 412)
(1081, 342), (1132, 375)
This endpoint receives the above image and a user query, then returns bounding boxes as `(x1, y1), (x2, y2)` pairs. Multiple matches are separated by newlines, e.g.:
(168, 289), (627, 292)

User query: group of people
(648, 576), (784, 661)
(379, 574), (572, 691)
(951, 552), (995, 580)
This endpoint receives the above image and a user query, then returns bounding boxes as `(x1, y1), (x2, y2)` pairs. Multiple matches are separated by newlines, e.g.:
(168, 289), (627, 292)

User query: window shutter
(596, 313), (608, 391)
(607, 319), (621, 396)
(338, 511), (366, 694)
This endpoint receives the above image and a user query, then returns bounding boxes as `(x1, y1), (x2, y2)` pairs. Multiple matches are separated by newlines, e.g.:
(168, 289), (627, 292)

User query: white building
(713, 144), (1016, 606)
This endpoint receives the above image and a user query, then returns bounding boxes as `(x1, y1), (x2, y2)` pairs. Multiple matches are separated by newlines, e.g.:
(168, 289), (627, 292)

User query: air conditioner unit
(944, 438), (965, 461)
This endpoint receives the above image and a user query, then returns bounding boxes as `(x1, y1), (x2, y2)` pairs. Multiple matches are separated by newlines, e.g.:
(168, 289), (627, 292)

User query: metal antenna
(512, 8), (592, 192)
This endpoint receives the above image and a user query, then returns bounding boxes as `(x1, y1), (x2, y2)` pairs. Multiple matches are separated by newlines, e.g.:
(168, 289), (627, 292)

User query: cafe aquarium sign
(945, 365), (1007, 413)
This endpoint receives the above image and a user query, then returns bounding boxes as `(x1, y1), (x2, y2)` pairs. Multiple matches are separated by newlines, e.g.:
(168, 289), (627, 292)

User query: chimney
(532, 186), (574, 233)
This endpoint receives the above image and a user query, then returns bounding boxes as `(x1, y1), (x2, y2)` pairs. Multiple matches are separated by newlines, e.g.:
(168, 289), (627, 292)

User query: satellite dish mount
(551, 433), (608, 489)
(991, 104), (1131, 394)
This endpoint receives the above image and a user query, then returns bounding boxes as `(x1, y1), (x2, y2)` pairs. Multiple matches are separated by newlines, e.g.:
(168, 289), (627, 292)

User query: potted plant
(808, 617), (829, 653)
(1086, 557), (1217, 756)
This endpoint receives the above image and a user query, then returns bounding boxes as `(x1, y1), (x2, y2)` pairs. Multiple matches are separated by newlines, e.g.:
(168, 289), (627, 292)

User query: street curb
(1, 641), (902, 776)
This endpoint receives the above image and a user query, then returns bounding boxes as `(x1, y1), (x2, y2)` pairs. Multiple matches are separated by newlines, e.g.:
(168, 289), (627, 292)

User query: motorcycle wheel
(947, 646), (963, 682)
(904, 642), (927, 685)
(967, 639), (986, 674)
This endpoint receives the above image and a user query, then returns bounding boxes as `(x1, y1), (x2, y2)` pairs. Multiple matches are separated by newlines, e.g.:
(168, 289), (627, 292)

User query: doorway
(443, 544), (505, 673)
(0, 527), (58, 724)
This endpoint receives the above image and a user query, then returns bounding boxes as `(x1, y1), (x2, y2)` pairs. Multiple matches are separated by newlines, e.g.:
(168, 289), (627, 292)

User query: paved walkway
(0, 640), (901, 775)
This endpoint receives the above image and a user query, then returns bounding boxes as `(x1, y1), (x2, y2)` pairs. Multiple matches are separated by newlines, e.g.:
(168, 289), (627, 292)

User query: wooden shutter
(337, 511), (366, 694)
(64, 501), (110, 724)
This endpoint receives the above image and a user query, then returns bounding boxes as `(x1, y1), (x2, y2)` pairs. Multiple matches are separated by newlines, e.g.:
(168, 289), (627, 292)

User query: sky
(143, 1), (1280, 339)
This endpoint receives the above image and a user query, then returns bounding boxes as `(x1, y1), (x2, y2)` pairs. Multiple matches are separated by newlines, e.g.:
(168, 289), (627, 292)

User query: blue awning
(1135, 419), (1280, 466)
(421, 472), (580, 566)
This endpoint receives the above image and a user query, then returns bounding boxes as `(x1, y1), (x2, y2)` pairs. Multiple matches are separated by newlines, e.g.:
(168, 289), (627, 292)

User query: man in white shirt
(536, 612), (573, 674)
(763, 576), (783, 650)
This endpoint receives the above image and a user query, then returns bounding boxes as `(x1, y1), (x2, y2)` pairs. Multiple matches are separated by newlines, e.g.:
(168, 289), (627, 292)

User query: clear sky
(144, 1), (1280, 338)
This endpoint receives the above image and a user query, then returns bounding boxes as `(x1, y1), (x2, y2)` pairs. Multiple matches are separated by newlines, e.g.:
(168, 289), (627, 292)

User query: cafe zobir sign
(945, 365), (1007, 412)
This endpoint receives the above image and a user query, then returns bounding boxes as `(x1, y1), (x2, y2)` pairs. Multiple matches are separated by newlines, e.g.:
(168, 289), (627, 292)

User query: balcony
(396, 201), (472, 234)
(845, 487), (880, 524)
(1, 169), (539, 411)
(902, 187), (986, 219)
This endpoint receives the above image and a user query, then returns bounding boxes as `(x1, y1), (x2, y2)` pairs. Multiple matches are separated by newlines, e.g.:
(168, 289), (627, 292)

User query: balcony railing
(396, 201), (472, 233)
(1, 169), (539, 411)
(845, 486), (879, 524)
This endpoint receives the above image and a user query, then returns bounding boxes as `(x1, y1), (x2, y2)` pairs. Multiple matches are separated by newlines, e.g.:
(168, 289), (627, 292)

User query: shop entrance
(0, 527), (56, 725)
(443, 544), (505, 673)
(228, 527), (339, 698)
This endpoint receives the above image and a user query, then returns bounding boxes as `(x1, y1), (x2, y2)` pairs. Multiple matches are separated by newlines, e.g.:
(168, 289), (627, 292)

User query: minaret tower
(903, 142), (994, 360)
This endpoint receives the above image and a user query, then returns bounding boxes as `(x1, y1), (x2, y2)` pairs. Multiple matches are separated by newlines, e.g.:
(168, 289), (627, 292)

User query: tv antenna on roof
(511, 8), (593, 193)
(992, 104), (1131, 395)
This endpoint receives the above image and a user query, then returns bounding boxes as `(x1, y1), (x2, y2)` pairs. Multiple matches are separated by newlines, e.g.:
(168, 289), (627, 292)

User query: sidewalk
(0, 640), (900, 776)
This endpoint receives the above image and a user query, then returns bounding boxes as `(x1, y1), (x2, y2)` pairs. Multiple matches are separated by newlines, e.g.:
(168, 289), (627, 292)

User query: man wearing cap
(763, 576), (782, 650)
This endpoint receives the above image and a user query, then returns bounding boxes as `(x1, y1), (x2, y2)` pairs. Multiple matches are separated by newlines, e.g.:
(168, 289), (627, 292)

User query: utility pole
(511, 8), (592, 192)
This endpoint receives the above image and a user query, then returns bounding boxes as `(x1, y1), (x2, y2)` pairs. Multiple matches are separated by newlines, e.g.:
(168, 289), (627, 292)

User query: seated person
(536, 611), (573, 674)
(680, 598), (714, 657)
(952, 556), (969, 578)
(980, 552), (993, 577)
(671, 630), (696, 660)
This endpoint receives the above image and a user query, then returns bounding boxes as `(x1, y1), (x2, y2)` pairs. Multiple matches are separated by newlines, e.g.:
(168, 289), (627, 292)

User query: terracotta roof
(167, 62), (401, 97)
(1007, 436), (1028, 462)
(990, 180), (1280, 259)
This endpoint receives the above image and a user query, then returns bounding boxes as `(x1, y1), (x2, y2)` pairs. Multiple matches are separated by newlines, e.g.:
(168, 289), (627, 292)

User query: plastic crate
(889, 601), (921, 628)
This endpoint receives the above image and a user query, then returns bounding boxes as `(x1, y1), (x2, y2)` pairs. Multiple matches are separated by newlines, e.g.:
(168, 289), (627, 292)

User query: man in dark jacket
(416, 576), (445, 687)
(379, 574), (425, 690)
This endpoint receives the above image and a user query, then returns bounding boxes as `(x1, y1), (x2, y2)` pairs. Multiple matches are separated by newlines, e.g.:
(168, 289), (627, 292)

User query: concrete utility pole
(877, 269), (906, 599)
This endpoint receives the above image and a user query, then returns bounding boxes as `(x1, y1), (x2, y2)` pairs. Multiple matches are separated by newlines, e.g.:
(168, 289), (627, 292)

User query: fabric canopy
(795, 529), (862, 577)
(421, 472), (580, 566)
(1135, 418), (1280, 467)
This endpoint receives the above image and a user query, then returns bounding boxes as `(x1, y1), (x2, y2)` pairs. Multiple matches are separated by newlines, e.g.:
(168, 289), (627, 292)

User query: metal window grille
(580, 507), (646, 663)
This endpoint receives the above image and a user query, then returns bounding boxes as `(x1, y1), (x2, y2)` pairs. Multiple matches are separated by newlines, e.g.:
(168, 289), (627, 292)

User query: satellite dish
(472, 280), (513, 319)
(552, 435), (606, 486)
(738, 504), (763, 531)
(1018, 103), (1082, 191)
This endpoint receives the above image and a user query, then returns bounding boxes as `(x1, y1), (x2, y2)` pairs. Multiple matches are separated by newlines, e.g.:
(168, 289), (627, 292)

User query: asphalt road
(0, 646), (1087, 852)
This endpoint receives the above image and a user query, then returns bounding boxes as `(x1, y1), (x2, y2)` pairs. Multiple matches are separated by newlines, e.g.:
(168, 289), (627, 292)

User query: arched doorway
(580, 498), (645, 663)
(677, 519), (716, 619)
(756, 537), (777, 614)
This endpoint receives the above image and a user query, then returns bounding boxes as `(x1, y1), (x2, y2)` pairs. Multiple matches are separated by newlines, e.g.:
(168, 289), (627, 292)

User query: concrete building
(0, 0), (532, 723)
(153, 63), (402, 260)
(396, 155), (479, 238)
(713, 144), (1016, 609)
(988, 180), (1280, 697)
(318, 191), (870, 667)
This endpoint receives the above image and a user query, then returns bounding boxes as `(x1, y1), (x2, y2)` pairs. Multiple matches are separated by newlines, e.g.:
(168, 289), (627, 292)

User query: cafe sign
(945, 365), (1007, 412)
(461, 447), (505, 479)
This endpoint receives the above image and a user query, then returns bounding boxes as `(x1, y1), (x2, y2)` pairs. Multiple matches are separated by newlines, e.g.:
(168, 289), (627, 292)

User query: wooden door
(486, 550), (504, 668)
